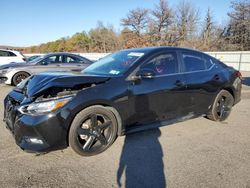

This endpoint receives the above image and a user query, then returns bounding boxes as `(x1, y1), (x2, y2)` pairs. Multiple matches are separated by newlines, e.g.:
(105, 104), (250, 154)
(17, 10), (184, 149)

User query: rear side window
(66, 56), (80, 63)
(182, 52), (206, 72)
(141, 52), (178, 75)
(203, 55), (214, 69)
(0, 50), (11, 57)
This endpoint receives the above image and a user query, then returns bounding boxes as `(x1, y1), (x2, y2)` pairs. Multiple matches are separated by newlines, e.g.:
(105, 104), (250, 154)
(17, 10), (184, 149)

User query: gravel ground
(0, 74), (250, 188)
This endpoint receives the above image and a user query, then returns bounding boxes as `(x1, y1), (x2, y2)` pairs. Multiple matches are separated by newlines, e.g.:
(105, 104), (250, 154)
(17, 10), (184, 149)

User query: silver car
(0, 52), (92, 86)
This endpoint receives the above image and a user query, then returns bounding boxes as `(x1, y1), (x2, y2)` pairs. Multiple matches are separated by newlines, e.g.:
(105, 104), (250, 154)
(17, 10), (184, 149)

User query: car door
(126, 51), (188, 127)
(31, 55), (64, 74)
(179, 50), (219, 115)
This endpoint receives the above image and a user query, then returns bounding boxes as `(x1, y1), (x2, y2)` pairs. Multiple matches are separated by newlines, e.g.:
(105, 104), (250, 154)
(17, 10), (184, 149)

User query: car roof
(42, 52), (86, 58)
(41, 52), (92, 62)
(46, 52), (81, 56)
(121, 46), (204, 54)
(0, 48), (20, 53)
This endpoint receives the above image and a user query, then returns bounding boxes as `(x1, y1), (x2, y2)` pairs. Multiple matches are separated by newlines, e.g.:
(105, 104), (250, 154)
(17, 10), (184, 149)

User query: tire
(69, 105), (118, 156)
(207, 90), (234, 121)
(12, 72), (30, 86)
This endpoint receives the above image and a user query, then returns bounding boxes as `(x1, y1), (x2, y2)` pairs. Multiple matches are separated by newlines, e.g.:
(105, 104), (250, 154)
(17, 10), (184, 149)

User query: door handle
(175, 80), (184, 87)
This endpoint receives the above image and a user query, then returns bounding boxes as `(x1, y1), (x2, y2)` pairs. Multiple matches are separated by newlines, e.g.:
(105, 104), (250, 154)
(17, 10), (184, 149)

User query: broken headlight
(18, 96), (73, 115)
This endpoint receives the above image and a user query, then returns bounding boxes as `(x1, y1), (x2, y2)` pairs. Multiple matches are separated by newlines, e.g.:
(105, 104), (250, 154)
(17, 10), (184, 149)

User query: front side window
(140, 52), (178, 76)
(43, 55), (63, 64)
(182, 52), (206, 72)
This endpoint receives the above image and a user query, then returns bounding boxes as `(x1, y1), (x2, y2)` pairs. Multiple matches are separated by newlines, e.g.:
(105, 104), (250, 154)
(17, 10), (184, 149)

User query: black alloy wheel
(207, 90), (234, 121)
(12, 72), (30, 86)
(69, 106), (118, 156)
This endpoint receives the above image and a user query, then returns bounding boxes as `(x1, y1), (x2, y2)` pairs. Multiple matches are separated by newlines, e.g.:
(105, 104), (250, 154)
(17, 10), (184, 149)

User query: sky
(0, 0), (232, 47)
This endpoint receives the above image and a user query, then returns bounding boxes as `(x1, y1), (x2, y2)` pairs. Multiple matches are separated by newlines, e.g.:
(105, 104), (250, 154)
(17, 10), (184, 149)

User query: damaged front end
(13, 72), (110, 115)
(16, 71), (110, 98)
(3, 71), (110, 152)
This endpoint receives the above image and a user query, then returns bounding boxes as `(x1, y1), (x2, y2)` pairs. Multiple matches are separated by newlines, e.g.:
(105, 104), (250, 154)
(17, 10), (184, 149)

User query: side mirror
(135, 69), (155, 79)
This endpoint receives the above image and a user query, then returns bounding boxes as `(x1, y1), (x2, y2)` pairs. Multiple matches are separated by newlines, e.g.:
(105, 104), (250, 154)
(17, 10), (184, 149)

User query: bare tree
(89, 22), (119, 52)
(226, 0), (250, 50)
(150, 0), (173, 45)
(121, 8), (149, 36)
(201, 8), (214, 49)
(175, 1), (200, 45)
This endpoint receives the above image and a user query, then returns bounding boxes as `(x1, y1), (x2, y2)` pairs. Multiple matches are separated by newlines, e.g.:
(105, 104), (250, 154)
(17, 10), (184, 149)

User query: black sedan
(3, 47), (242, 156)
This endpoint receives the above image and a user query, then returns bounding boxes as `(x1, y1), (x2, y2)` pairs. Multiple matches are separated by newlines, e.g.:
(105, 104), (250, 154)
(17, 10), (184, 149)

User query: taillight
(235, 71), (242, 79)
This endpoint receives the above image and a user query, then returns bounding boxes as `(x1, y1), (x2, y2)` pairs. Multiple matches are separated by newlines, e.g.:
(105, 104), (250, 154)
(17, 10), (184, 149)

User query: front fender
(64, 82), (128, 136)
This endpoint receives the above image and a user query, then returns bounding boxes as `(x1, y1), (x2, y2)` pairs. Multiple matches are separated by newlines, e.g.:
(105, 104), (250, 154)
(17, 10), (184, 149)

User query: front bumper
(0, 76), (7, 83)
(0, 69), (18, 85)
(3, 90), (71, 153)
(0, 71), (9, 84)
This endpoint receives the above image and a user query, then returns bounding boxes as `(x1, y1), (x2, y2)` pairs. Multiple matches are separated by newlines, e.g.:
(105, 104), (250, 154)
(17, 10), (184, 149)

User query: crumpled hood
(20, 71), (110, 98)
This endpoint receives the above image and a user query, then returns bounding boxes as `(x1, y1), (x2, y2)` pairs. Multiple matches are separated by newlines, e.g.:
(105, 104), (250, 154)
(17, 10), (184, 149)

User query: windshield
(82, 51), (145, 76)
(27, 55), (40, 62)
(27, 55), (45, 64)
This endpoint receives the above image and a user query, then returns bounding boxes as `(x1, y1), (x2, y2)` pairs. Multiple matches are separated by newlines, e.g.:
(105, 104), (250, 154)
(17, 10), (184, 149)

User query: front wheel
(207, 90), (234, 121)
(69, 106), (118, 156)
(12, 71), (30, 86)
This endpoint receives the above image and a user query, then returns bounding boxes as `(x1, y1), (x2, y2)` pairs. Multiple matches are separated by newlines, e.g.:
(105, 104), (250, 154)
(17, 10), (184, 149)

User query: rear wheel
(12, 72), (30, 86)
(69, 106), (118, 156)
(207, 90), (234, 121)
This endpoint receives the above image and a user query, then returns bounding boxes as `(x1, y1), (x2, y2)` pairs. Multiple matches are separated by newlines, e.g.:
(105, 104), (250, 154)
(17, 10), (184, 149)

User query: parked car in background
(3, 47), (242, 156)
(0, 52), (92, 85)
(0, 49), (25, 65)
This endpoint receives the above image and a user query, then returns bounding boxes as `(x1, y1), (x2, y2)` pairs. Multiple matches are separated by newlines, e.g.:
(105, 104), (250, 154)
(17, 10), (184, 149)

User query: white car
(0, 49), (25, 65)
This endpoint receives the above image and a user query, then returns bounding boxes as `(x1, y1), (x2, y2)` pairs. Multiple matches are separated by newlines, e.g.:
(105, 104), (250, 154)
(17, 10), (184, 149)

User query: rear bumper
(3, 91), (70, 153)
(233, 77), (242, 105)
